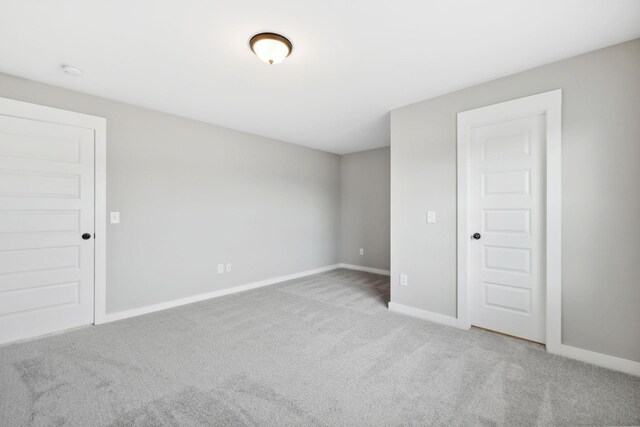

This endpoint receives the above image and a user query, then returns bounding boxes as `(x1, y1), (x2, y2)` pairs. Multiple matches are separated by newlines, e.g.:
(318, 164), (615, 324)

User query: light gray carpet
(1, 268), (639, 426)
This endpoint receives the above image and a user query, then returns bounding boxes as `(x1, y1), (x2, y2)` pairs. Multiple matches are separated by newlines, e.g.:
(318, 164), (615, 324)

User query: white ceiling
(1, 1), (639, 154)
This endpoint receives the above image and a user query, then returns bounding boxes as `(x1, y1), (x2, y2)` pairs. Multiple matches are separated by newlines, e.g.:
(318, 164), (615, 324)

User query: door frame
(0, 96), (108, 325)
(456, 89), (562, 351)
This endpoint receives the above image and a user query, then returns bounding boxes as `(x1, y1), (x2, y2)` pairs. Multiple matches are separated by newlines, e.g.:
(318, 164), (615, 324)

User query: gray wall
(339, 147), (390, 271)
(0, 73), (340, 314)
(390, 38), (640, 362)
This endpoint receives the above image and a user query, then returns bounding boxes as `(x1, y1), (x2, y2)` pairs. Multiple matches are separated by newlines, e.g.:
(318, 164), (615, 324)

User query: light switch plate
(110, 212), (120, 224)
(399, 274), (408, 287)
(427, 211), (436, 224)
(359, 248), (364, 256)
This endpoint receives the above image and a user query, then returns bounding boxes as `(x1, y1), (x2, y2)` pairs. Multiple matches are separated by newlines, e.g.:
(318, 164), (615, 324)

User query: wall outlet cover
(217, 264), (224, 274)
(359, 248), (364, 256)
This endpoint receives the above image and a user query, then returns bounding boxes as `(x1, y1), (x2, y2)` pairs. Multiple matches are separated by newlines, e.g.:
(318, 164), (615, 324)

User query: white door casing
(457, 90), (562, 348)
(0, 97), (106, 344)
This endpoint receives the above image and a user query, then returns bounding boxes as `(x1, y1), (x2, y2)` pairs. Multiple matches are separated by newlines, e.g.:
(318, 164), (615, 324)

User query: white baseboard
(388, 302), (460, 328)
(548, 343), (640, 377)
(101, 264), (340, 324)
(102, 264), (640, 378)
(339, 263), (390, 276)
(104, 263), (387, 324)
(389, 302), (639, 376)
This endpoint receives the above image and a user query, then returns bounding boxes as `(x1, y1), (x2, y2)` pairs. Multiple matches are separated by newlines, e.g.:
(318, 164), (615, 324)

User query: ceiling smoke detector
(62, 64), (83, 76)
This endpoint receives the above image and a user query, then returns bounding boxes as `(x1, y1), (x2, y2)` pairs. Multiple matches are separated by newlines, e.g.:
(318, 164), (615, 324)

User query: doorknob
(82, 233), (92, 240)
(472, 233), (481, 240)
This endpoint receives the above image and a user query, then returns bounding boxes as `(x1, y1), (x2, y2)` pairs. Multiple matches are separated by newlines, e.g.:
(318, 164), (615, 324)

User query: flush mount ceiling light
(249, 32), (292, 65)
(62, 64), (83, 76)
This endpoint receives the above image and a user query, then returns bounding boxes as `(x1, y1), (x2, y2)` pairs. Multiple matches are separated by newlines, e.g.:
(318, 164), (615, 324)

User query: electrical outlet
(399, 274), (408, 287)
(217, 264), (224, 274)
(359, 248), (364, 256)
(427, 210), (436, 224)
(226, 263), (232, 272)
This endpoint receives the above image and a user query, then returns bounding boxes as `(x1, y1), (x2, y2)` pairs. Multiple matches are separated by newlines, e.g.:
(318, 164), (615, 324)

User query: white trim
(388, 302), (460, 328)
(544, 91), (563, 353)
(456, 90), (562, 344)
(456, 109), (471, 330)
(0, 97), (108, 326)
(338, 263), (390, 276)
(103, 264), (340, 323)
(93, 119), (107, 324)
(550, 344), (640, 377)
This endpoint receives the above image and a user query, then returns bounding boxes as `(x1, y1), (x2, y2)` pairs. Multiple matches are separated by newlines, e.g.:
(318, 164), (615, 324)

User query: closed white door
(0, 114), (95, 344)
(467, 114), (546, 343)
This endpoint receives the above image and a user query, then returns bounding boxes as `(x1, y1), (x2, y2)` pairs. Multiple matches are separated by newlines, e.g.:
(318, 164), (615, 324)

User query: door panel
(0, 282), (79, 316)
(483, 282), (531, 313)
(469, 114), (545, 343)
(0, 210), (80, 233)
(483, 170), (530, 195)
(483, 209), (530, 234)
(0, 170), (81, 197)
(0, 114), (94, 344)
(483, 246), (531, 274)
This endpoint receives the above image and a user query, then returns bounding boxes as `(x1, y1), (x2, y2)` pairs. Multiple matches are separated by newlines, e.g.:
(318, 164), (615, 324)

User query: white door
(466, 113), (546, 343)
(0, 114), (95, 344)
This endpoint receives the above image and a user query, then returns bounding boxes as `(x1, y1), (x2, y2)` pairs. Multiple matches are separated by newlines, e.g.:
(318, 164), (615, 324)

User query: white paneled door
(466, 113), (546, 343)
(0, 114), (95, 344)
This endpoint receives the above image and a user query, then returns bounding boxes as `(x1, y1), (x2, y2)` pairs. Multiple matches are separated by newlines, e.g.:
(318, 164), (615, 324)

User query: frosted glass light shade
(250, 33), (292, 65)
